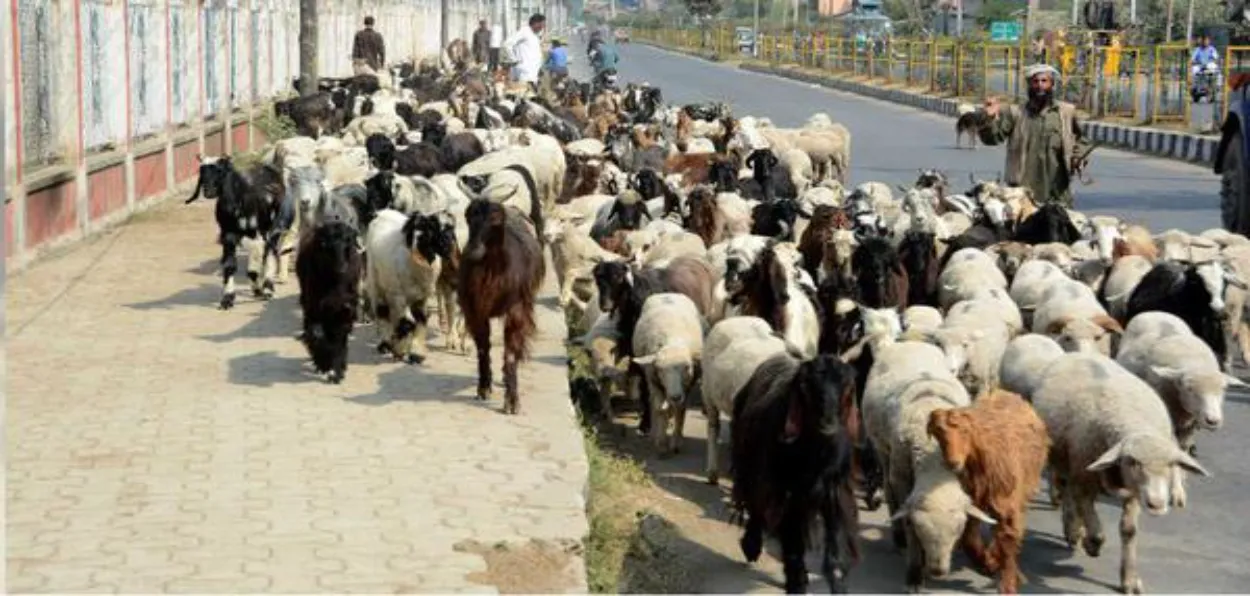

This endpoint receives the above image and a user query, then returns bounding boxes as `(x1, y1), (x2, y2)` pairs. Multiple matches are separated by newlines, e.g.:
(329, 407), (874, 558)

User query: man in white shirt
(488, 22), (504, 72)
(502, 13), (546, 89)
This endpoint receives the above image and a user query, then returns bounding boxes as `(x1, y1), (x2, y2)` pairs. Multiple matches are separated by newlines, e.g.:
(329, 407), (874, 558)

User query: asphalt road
(610, 42), (1225, 234)
(591, 41), (1250, 594)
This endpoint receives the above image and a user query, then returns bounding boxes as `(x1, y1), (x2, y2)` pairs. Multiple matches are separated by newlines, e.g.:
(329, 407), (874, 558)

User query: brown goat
(928, 389), (1051, 594)
(658, 255), (719, 320)
(798, 204), (842, 282)
(664, 153), (721, 187)
(597, 229), (632, 258)
(684, 186), (725, 247)
(458, 200), (546, 415)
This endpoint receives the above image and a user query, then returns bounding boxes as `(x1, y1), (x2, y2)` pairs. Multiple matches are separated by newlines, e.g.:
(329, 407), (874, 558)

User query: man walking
(503, 13), (545, 90)
(351, 16), (385, 74)
(472, 20), (492, 66)
(489, 21), (503, 73)
(978, 64), (1093, 207)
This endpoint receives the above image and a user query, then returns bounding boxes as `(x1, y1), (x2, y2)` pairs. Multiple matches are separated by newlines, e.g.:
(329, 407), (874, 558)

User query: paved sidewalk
(5, 199), (589, 593)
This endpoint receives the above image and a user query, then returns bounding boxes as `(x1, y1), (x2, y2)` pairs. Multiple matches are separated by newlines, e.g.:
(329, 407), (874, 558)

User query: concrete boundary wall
(3, 0), (476, 274)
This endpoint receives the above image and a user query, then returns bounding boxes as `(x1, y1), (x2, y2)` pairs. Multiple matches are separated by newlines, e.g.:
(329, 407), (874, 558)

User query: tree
(682, 0), (724, 47)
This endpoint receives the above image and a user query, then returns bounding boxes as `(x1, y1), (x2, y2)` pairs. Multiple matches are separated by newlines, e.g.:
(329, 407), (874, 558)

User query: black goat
(274, 92), (337, 138)
(708, 159), (739, 193)
(440, 132), (485, 172)
(897, 230), (939, 307)
(1126, 260), (1232, 369)
(745, 148), (779, 203)
(851, 236), (909, 310)
(731, 352), (860, 594)
(296, 221), (363, 383)
(395, 143), (444, 177)
(1013, 202), (1082, 245)
(751, 197), (810, 242)
(365, 133), (397, 170)
(185, 155), (288, 309)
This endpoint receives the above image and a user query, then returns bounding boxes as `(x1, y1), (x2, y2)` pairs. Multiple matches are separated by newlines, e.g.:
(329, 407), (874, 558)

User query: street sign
(990, 21), (1021, 42)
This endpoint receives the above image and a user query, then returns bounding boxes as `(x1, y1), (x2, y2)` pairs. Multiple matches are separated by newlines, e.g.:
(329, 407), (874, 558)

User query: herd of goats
(180, 40), (1244, 595)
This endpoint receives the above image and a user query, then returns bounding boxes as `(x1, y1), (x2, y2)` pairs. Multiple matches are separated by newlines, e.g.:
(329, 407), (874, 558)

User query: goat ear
(1091, 314), (1124, 334)
(632, 354), (657, 365)
(1150, 365), (1184, 381)
(1086, 440), (1126, 472)
(1226, 272), (1248, 290)
(888, 498), (914, 523)
(1045, 315), (1074, 335)
(1174, 448), (1212, 477)
(1225, 373), (1248, 387)
(965, 503), (999, 526)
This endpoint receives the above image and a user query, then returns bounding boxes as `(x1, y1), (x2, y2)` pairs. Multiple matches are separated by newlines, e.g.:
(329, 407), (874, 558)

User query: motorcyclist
(545, 37), (570, 81)
(590, 37), (619, 74)
(1191, 35), (1221, 100)
(1192, 35), (1220, 78)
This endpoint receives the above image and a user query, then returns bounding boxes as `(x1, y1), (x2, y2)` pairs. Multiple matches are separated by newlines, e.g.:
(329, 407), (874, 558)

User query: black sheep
(1126, 260), (1232, 370)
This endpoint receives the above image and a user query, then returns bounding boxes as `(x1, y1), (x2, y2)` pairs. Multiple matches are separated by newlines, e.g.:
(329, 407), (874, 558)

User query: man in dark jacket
(472, 20), (491, 65)
(352, 16), (385, 73)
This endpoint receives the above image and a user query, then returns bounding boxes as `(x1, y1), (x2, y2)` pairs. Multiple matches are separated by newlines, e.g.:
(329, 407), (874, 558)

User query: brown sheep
(927, 389), (1051, 594)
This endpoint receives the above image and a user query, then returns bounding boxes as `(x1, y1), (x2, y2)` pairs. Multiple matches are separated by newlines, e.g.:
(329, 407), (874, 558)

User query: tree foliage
(683, 0), (725, 18)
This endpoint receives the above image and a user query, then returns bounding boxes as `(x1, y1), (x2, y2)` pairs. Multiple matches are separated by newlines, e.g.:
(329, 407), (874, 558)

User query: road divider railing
(632, 26), (1236, 134)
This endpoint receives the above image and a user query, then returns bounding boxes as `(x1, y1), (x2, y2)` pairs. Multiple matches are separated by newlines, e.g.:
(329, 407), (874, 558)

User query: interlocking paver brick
(7, 199), (589, 592)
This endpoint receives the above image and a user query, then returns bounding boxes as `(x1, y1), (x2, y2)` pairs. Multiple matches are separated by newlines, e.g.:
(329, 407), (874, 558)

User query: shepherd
(978, 64), (1094, 207)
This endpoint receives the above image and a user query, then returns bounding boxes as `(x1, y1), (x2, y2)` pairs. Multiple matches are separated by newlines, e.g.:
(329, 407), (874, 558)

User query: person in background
(503, 13), (546, 90)
(1192, 34), (1219, 78)
(489, 21), (504, 73)
(472, 20), (492, 66)
(978, 64), (1093, 208)
(545, 37), (570, 80)
(351, 16), (385, 73)
(589, 34), (619, 76)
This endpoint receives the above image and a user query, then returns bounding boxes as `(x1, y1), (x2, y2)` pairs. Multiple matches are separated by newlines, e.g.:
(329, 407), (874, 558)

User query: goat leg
(820, 480), (851, 594)
(471, 318), (494, 401)
(740, 514), (765, 563)
(503, 351), (520, 415)
(219, 235), (240, 310)
(779, 503), (810, 594)
(961, 517), (994, 577)
(990, 512), (1025, 594)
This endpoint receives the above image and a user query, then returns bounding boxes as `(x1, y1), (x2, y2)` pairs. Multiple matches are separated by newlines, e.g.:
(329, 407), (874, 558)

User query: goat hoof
(1121, 577), (1144, 594)
(405, 353), (425, 365)
(1083, 534), (1105, 558)
(864, 492), (883, 512)
(219, 293), (237, 310)
(476, 387), (494, 401)
(740, 532), (763, 563)
(706, 471), (719, 486)
(327, 371), (344, 384)
(377, 341), (393, 356)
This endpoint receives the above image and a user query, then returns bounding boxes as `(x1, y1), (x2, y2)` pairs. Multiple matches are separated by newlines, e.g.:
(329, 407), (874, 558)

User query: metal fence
(6, 0), (483, 179)
(639, 26), (1231, 135)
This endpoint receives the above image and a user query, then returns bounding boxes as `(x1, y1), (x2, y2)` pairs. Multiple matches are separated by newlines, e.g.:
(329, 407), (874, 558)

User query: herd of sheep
(182, 40), (1244, 594)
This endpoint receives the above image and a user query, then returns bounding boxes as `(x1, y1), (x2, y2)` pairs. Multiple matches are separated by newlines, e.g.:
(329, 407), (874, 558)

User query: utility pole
(753, 0), (759, 57)
(298, 0), (318, 96)
(1165, 0), (1175, 42)
(442, 0), (451, 48)
(1185, 0), (1195, 43)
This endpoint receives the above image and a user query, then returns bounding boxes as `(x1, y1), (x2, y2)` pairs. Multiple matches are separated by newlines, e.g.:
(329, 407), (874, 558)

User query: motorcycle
(1192, 61), (1222, 103)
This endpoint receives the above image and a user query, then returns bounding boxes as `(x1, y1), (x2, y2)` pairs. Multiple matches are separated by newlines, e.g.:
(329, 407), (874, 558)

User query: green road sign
(990, 21), (1021, 42)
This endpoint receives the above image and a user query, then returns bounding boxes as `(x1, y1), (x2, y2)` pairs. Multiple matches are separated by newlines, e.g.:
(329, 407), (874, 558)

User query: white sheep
(700, 316), (789, 484)
(638, 230), (707, 268)
(631, 293), (706, 456)
(575, 313), (630, 421)
(1032, 352), (1211, 594)
(937, 247), (1009, 310)
(902, 305), (944, 334)
(998, 333), (1065, 400)
(362, 209), (445, 364)
(861, 340), (996, 592)
(1031, 277), (1122, 354)
(546, 218), (623, 308)
(1115, 311), (1242, 506)
(1100, 254), (1155, 321)
(1008, 258), (1068, 328)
